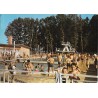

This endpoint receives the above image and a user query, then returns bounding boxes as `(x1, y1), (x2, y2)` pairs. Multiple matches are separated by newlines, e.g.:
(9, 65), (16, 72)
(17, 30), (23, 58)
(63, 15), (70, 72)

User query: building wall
(0, 46), (30, 58)
(0, 46), (20, 54)
(0, 46), (19, 52)
(19, 47), (30, 57)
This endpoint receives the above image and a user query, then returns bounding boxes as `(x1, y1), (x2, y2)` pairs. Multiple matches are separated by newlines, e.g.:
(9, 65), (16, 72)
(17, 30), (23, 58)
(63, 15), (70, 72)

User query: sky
(0, 14), (94, 44)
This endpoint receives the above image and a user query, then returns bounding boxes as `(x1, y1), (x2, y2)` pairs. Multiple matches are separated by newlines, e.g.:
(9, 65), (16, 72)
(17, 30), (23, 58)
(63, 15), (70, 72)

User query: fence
(0, 69), (98, 83)
(55, 72), (98, 83)
(0, 69), (56, 83)
(0, 70), (10, 83)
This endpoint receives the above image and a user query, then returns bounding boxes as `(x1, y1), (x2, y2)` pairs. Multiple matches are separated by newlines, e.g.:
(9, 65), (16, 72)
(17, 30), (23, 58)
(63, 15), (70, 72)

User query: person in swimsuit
(47, 55), (54, 76)
(62, 67), (68, 83)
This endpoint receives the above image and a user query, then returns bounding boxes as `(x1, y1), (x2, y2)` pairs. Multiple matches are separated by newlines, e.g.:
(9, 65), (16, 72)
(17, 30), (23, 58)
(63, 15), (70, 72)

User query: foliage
(5, 14), (98, 53)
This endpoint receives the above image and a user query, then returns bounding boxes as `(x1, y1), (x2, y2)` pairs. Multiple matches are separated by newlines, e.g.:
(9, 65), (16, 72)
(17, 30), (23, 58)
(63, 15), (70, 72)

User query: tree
(82, 17), (90, 52)
(68, 15), (79, 49)
(88, 15), (98, 53)
(5, 18), (35, 50)
(5, 14), (97, 53)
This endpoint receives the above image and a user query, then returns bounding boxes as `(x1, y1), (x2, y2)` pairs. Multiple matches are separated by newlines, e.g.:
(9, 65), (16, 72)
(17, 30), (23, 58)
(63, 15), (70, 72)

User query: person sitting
(35, 66), (39, 72)
(25, 60), (34, 74)
(62, 67), (68, 83)
(40, 65), (44, 72)
(69, 65), (80, 83)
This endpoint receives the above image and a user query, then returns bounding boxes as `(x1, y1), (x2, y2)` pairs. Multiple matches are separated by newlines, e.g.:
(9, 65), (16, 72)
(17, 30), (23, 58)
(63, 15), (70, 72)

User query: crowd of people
(46, 52), (98, 82)
(0, 51), (98, 82)
(56, 53), (98, 71)
(0, 52), (15, 60)
(0, 51), (30, 60)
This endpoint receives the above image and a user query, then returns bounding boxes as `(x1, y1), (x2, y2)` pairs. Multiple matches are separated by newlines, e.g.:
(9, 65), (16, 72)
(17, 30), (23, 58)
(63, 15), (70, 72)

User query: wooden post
(3, 72), (5, 83)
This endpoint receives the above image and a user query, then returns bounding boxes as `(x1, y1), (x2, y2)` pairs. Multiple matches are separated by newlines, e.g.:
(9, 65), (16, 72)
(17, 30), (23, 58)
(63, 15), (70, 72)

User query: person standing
(47, 55), (54, 76)
(11, 64), (16, 82)
(69, 65), (80, 83)
(57, 53), (62, 67)
(94, 54), (98, 70)
(66, 55), (72, 70)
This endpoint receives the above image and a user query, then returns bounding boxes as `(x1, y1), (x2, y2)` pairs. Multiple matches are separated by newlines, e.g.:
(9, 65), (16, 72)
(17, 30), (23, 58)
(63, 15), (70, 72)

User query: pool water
(0, 62), (58, 72)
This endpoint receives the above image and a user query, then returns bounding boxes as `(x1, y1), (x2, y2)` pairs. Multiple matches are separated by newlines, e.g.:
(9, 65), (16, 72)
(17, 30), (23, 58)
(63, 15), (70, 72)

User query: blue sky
(0, 14), (94, 44)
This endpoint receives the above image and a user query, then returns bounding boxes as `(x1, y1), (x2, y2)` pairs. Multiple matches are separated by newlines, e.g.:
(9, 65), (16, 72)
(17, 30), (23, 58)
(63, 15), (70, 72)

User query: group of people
(0, 52), (15, 60)
(61, 64), (81, 83)
(46, 52), (98, 82)
(56, 53), (98, 71)
(0, 51), (30, 61)
(24, 60), (44, 74)
(1, 52), (98, 83)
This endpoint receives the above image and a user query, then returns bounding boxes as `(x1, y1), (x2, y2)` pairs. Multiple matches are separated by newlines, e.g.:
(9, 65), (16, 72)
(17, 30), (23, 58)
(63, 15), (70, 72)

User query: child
(40, 65), (44, 72)
(35, 66), (39, 72)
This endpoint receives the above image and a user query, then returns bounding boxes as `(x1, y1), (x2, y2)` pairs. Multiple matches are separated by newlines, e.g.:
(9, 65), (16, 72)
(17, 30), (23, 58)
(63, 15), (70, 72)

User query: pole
(14, 41), (15, 53)
(55, 71), (59, 83)
(14, 41), (15, 58)
(59, 73), (62, 83)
